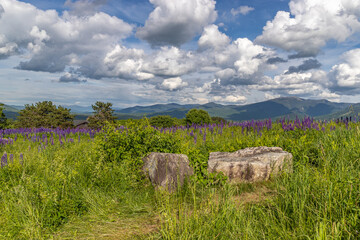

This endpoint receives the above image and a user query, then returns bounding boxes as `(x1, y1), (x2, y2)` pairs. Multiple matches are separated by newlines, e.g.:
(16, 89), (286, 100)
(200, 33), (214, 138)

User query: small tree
(211, 116), (227, 124)
(185, 109), (211, 125)
(0, 104), (7, 129)
(150, 115), (176, 128)
(17, 101), (74, 128)
(87, 101), (116, 128)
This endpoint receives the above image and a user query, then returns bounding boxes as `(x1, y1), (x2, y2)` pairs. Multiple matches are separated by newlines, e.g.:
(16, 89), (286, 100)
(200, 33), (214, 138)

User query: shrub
(87, 101), (117, 128)
(95, 119), (181, 184)
(0, 104), (7, 129)
(211, 116), (227, 124)
(16, 101), (73, 128)
(149, 115), (176, 128)
(185, 109), (211, 125)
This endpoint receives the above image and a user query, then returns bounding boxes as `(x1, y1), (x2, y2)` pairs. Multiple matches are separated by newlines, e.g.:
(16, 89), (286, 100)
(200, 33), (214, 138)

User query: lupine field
(0, 117), (359, 239)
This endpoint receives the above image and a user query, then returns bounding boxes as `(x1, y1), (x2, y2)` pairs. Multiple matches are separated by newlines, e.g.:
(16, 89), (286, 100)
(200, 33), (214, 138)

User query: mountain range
(1, 97), (358, 121)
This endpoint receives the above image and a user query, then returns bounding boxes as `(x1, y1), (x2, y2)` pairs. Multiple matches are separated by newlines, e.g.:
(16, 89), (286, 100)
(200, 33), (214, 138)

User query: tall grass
(0, 120), (359, 239)
(154, 125), (360, 239)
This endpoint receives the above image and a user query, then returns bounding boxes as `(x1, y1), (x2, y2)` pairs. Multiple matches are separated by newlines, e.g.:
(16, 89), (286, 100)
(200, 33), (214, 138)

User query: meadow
(0, 117), (359, 239)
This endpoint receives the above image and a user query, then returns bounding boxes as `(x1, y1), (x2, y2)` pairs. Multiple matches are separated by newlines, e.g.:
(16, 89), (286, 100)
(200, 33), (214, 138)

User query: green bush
(87, 101), (117, 128)
(185, 109), (211, 125)
(16, 101), (73, 128)
(149, 115), (176, 128)
(0, 104), (7, 129)
(211, 116), (227, 124)
(95, 119), (181, 184)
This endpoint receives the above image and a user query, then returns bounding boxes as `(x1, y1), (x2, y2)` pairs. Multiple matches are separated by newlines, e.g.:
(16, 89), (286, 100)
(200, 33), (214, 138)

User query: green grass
(0, 121), (359, 239)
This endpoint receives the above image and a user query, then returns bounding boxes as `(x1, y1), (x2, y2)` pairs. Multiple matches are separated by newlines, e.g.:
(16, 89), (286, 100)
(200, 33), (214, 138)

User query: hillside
(114, 97), (354, 121)
(2, 97), (357, 121)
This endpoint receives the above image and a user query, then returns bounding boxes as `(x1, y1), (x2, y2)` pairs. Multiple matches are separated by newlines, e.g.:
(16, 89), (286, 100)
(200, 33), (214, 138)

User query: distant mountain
(62, 105), (93, 113)
(1, 97), (357, 121)
(1, 103), (20, 119)
(116, 103), (198, 114)
(319, 103), (360, 120)
(114, 97), (354, 121)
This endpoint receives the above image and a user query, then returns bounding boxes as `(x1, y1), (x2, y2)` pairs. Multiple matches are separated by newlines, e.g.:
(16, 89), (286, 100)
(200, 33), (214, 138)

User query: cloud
(209, 38), (275, 85)
(285, 59), (321, 74)
(266, 57), (287, 64)
(198, 24), (230, 51)
(256, 0), (360, 58)
(264, 92), (281, 100)
(99, 44), (154, 80)
(213, 95), (246, 103)
(231, 6), (254, 16)
(253, 70), (337, 101)
(0, 3), (3, 16)
(59, 72), (87, 83)
(64, 0), (107, 16)
(142, 46), (196, 77)
(330, 48), (360, 91)
(136, 0), (217, 46)
(159, 77), (188, 91)
(0, 0), (133, 75)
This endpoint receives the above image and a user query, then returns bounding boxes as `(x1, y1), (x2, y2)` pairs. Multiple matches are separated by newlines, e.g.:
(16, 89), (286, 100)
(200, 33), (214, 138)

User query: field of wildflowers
(0, 117), (359, 239)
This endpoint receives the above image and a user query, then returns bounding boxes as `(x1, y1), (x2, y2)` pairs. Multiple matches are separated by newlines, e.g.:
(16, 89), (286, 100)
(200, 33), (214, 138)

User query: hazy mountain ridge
(114, 97), (355, 121)
(1, 97), (357, 121)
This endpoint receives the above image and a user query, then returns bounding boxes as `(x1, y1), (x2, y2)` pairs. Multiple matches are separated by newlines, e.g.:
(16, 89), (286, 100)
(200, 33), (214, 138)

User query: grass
(0, 120), (359, 239)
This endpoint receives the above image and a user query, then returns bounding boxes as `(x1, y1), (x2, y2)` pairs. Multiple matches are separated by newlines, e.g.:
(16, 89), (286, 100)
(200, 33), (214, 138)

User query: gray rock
(142, 153), (194, 191)
(208, 147), (292, 183)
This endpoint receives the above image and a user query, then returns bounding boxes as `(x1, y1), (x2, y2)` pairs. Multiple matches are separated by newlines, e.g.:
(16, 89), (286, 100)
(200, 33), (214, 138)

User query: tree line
(0, 101), (226, 129)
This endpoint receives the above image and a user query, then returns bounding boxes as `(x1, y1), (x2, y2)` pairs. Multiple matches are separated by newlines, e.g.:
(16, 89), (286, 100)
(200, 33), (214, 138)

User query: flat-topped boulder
(142, 153), (194, 192)
(208, 147), (292, 183)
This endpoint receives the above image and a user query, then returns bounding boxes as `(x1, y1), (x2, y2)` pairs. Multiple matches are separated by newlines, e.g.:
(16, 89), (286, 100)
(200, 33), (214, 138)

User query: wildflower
(1, 153), (7, 168)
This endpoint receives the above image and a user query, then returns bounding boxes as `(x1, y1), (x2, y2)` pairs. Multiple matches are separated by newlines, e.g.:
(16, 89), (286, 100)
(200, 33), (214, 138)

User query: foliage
(87, 101), (116, 128)
(149, 115), (176, 128)
(16, 101), (73, 128)
(0, 117), (360, 239)
(185, 109), (211, 125)
(211, 116), (227, 124)
(0, 104), (7, 129)
(94, 119), (181, 184)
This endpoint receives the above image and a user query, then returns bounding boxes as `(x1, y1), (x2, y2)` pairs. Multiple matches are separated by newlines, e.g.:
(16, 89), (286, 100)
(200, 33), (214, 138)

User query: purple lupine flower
(1, 153), (7, 168)
(9, 154), (13, 163)
(20, 153), (23, 164)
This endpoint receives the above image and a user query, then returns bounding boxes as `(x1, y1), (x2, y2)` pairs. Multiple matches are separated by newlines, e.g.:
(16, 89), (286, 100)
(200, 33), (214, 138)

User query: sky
(0, 0), (360, 108)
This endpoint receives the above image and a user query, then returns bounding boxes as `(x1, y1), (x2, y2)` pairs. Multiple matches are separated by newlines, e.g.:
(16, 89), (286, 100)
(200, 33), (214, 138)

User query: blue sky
(1, 0), (360, 108)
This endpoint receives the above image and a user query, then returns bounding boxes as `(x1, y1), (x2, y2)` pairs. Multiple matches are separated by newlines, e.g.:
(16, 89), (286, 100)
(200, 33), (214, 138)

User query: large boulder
(142, 153), (194, 191)
(208, 147), (292, 183)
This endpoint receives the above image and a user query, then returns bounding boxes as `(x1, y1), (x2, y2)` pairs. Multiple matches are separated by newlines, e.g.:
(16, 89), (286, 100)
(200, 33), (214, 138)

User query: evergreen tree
(87, 101), (116, 128)
(17, 101), (74, 128)
(0, 104), (7, 129)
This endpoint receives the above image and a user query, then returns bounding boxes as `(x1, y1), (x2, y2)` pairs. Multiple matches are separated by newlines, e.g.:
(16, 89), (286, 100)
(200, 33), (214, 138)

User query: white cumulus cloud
(142, 46), (196, 77)
(198, 24), (230, 51)
(136, 0), (217, 46)
(0, 0), (133, 76)
(160, 77), (188, 91)
(101, 45), (154, 80)
(330, 48), (360, 90)
(256, 0), (360, 58)
(213, 95), (247, 103)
